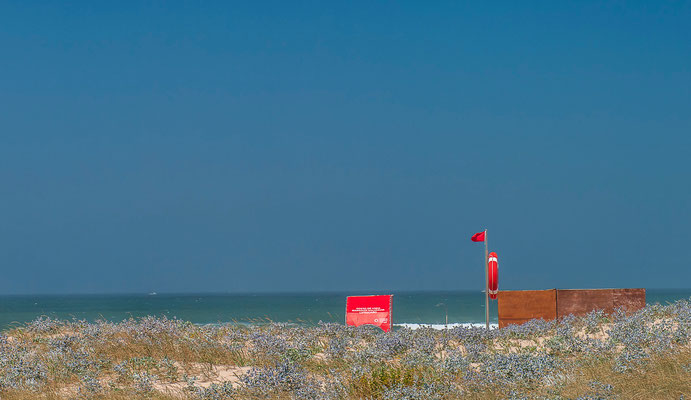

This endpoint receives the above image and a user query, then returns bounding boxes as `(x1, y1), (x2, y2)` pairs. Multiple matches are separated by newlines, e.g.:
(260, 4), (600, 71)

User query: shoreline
(0, 289), (688, 331)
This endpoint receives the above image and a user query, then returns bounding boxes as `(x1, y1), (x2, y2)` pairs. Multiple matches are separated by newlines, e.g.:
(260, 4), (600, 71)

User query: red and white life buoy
(488, 252), (498, 300)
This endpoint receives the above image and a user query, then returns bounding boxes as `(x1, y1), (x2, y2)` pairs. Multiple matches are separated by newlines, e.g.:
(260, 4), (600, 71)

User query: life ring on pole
(488, 252), (498, 300)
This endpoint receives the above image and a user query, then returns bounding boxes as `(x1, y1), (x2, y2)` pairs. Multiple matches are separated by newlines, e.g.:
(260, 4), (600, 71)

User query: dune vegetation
(0, 299), (688, 399)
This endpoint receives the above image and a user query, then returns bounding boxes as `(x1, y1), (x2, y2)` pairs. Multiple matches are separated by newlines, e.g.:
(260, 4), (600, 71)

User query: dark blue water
(0, 289), (688, 330)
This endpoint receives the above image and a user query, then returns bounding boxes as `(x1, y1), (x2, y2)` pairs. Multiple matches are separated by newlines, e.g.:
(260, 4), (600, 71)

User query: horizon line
(1, 287), (689, 297)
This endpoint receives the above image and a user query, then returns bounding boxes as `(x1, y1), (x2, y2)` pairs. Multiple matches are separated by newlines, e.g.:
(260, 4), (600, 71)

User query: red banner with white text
(346, 295), (393, 332)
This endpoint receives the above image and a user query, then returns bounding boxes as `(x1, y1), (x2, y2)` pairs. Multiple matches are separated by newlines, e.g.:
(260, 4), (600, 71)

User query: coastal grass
(0, 300), (688, 399)
(556, 347), (691, 400)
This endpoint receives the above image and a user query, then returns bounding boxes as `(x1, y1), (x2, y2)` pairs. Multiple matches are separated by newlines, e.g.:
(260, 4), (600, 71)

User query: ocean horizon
(1, 288), (689, 331)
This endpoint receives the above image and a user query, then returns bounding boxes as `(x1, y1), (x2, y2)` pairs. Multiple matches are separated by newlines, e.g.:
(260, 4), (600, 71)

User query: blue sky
(1, 1), (689, 294)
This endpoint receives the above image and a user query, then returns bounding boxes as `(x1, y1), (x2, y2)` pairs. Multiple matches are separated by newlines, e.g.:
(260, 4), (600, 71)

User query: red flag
(471, 231), (486, 242)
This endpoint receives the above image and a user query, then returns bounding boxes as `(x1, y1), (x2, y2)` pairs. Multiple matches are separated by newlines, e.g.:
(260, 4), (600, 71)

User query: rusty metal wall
(497, 289), (557, 328)
(612, 288), (647, 313)
(557, 288), (645, 317)
(498, 288), (646, 328)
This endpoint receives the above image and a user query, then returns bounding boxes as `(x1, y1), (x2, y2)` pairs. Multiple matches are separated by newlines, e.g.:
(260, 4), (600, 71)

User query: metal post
(484, 229), (489, 332)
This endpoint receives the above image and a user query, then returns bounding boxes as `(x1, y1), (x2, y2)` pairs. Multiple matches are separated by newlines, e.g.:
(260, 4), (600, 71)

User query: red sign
(346, 295), (393, 332)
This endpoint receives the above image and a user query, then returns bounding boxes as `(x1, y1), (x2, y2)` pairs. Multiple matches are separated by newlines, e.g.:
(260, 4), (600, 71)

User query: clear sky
(1, 1), (689, 294)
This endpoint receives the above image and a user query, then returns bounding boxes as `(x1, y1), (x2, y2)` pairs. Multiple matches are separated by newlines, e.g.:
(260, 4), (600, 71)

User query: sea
(0, 289), (689, 331)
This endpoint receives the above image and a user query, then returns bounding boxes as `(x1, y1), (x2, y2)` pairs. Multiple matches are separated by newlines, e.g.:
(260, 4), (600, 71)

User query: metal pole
(484, 229), (489, 332)
(445, 303), (448, 329)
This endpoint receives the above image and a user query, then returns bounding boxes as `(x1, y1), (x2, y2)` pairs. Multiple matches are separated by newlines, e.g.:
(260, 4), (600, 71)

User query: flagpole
(484, 229), (489, 332)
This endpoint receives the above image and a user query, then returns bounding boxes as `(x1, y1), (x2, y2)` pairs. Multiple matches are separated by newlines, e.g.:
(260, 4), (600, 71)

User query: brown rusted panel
(556, 288), (646, 318)
(498, 290), (556, 327)
(557, 289), (615, 317)
(498, 288), (646, 328)
(612, 288), (646, 312)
